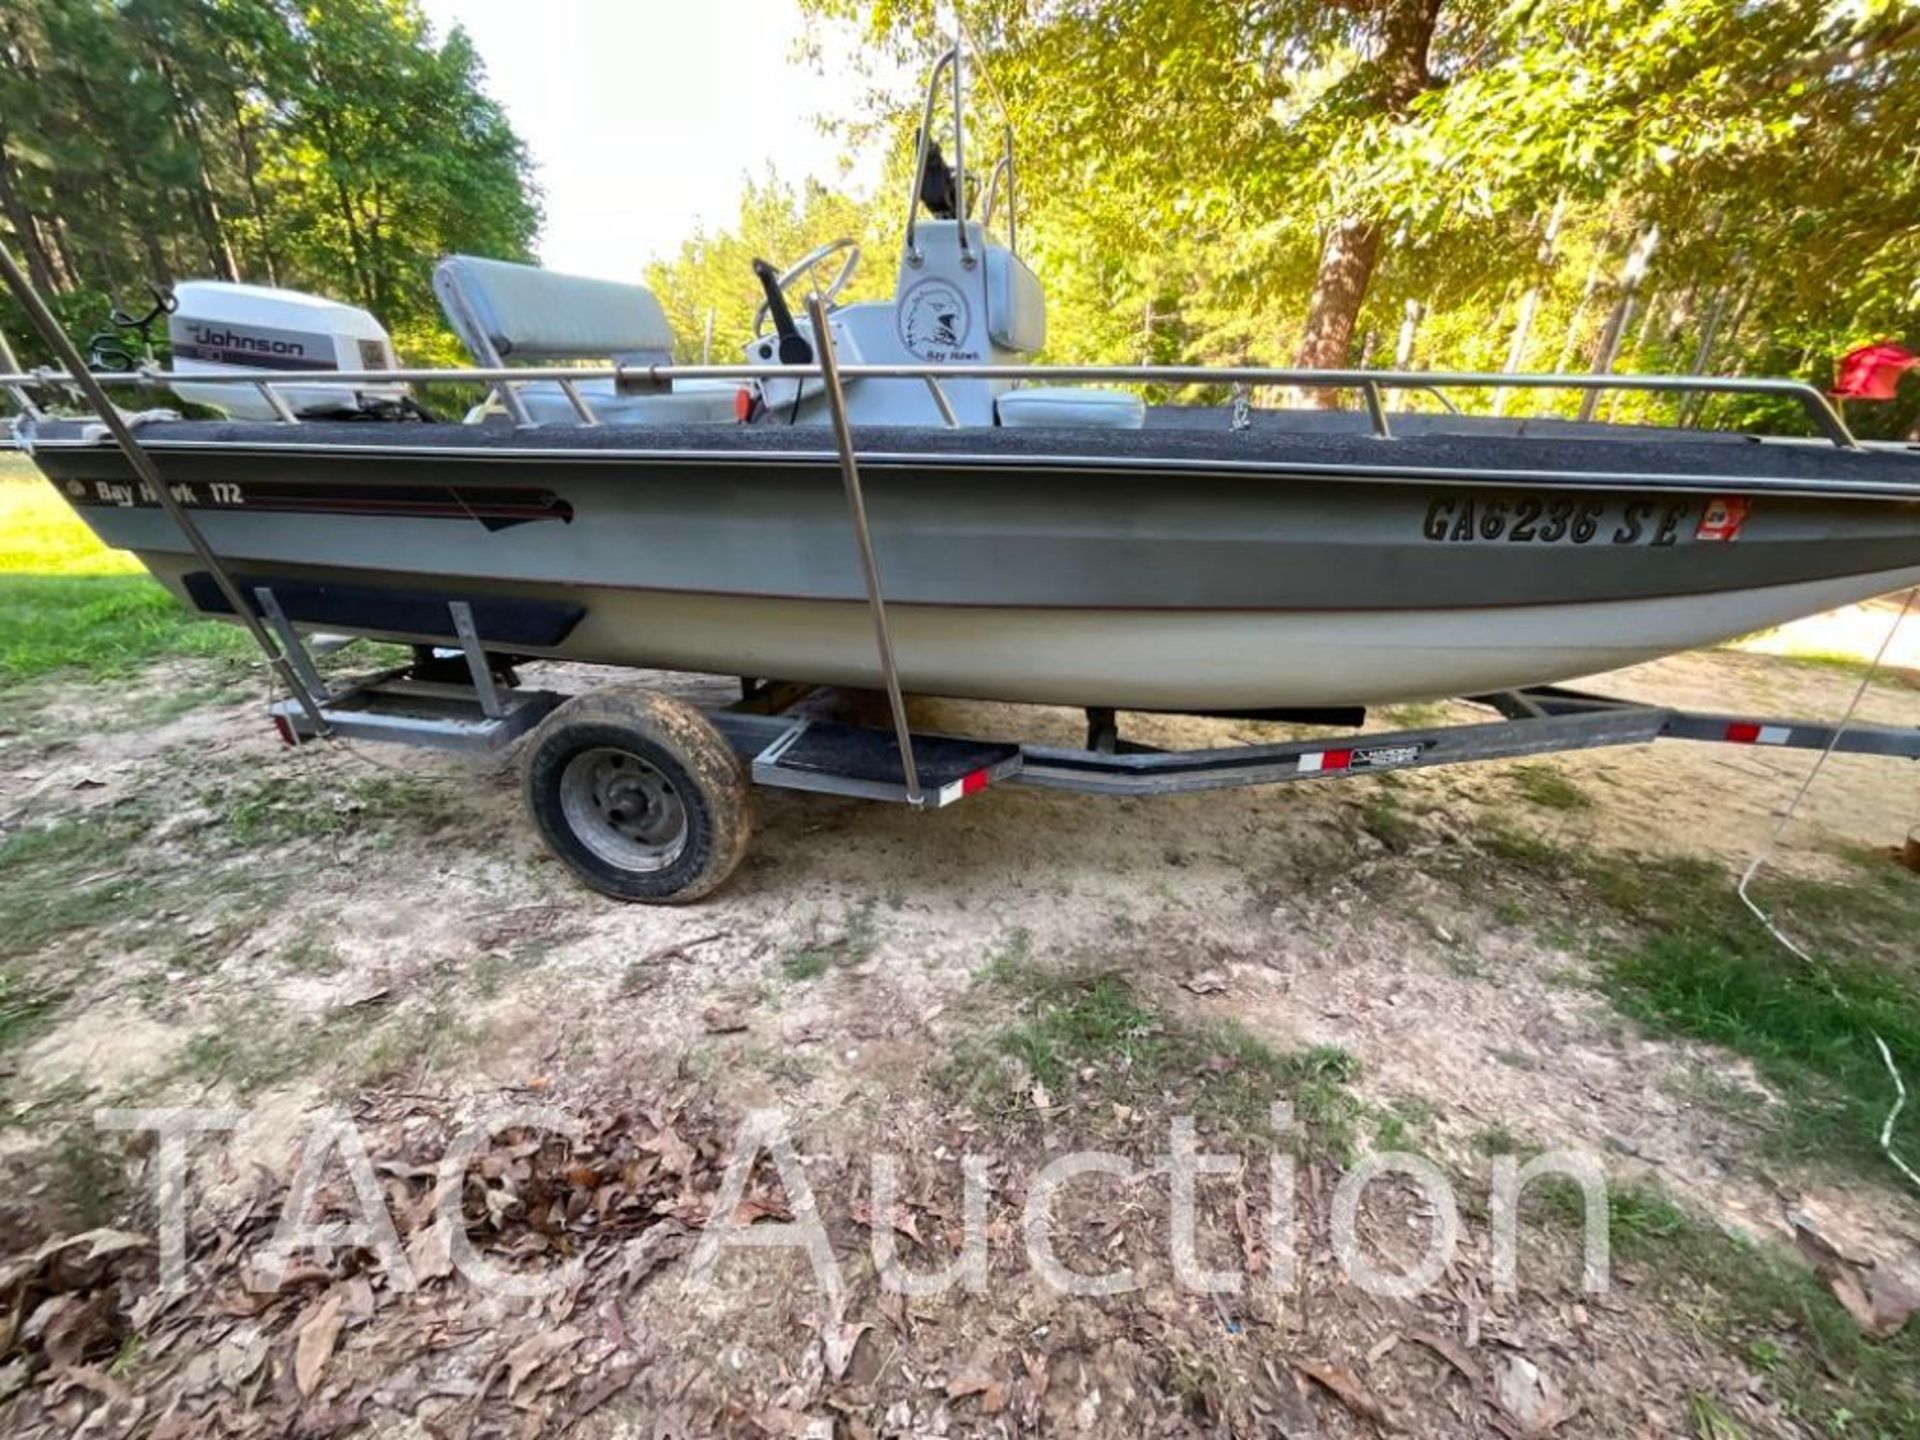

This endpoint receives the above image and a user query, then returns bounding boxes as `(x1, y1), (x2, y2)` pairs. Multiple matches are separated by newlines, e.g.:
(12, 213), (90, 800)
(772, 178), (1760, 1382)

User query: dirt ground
(1, 609), (1917, 1438)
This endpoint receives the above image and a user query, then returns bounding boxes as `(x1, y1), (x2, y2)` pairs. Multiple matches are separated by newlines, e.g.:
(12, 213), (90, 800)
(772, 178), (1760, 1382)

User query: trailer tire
(523, 687), (750, 903)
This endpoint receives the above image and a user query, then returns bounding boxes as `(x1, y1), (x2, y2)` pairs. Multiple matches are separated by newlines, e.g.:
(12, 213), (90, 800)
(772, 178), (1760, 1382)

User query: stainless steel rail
(902, 25), (1020, 267)
(806, 292), (921, 805)
(0, 359), (1862, 448)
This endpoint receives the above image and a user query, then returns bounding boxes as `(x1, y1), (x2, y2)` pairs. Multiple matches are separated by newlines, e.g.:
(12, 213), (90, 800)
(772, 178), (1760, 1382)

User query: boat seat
(996, 386), (1146, 429)
(985, 245), (1046, 353)
(514, 378), (744, 426)
(433, 255), (742, 425)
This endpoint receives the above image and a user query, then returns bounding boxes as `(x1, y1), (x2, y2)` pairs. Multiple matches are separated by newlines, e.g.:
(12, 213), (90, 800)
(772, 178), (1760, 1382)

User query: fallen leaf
(818, 1320), (872, 1382)
(849, 1201), (920, 1244)
(1294, 1359), (1389, 1426)
(1492, 1353), (1573, 1434)
(406, 1219), (454, 1283)
(1408, 1329), (1483, 1386)
(505, 1324), (584, 1398)
(733, 1197), (792, 1225)
(1234, 1191), (1264, 1277)
(947, 1371), (993, 1400)
(751, 1406), (817, 1437)
(1794, 1218), (1920, 1339)
(293, 1292), (345, 1396)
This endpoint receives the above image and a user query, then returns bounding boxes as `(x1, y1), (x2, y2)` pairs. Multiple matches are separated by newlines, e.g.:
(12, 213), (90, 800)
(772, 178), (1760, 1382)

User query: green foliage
(792, 0), (1920, 432)
(648, 171), (901, 365)
(0, 0), (540, 356)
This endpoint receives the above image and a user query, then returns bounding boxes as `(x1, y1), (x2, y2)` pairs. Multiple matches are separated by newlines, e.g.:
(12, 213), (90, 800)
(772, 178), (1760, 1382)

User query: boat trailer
(4, 251), (1917, 901)
(264, 621), (1920, 804)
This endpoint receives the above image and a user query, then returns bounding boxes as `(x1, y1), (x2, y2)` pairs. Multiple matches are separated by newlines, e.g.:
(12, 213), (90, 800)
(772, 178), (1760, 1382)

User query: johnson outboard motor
(167, 280), (413, 420)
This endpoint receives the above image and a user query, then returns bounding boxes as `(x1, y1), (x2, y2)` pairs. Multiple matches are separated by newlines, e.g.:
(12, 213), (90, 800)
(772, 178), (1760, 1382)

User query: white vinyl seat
(433, 255), (743, 426)
(515, 378), (743, 426)
(996, 386), (1146, 429)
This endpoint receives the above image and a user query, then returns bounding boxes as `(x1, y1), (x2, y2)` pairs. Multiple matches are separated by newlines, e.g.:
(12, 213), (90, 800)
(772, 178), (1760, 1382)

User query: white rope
(1736, 588), (1919, 1195)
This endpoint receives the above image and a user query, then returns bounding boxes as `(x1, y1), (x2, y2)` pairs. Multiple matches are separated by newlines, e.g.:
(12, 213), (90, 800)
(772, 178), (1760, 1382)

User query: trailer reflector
(936, 767), (995, 806)
(1725, 722), (1791, 745)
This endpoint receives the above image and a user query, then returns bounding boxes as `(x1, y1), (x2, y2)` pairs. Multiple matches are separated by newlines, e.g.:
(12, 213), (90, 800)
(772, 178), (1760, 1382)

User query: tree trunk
(155, 55), (239, 283)
(1293, 0), (1445, 395)
(47, 214), (82, 291)
(1493, 195), (1566, 415)
(0, 128), (62, 295)
(1295, 217), (1382, 375)
(334, 176), (373, 311)
(1577, 223), (1659, 421)
(229, 90), (280, 285)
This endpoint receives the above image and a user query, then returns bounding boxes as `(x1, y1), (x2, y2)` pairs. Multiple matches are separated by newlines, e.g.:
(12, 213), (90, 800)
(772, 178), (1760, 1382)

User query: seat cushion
(435, 256), (676, 361)
(517, 378), (742, 426)
(984, 245), (1046, 353)
(996, 386), (1145, 429)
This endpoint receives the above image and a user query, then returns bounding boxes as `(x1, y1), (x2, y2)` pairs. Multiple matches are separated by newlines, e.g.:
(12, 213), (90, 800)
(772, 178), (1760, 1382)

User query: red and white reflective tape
(1724, 721), (1792, 746)
(1296, 748), (1354, 774)
(935, 768), (995, 806)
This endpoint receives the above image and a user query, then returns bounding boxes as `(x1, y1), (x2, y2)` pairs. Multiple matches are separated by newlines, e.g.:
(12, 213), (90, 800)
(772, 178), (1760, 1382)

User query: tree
(0, 0), (541, 361)
(646, 171), (892, 364)
(800, 0), (1920, 433)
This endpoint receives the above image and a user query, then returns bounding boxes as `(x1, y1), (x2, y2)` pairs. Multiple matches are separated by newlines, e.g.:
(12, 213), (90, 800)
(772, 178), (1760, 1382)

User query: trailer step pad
(752, 722), (1021, 806)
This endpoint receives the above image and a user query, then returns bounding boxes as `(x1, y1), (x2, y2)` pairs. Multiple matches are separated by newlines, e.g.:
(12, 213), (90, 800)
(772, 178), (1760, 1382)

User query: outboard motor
(167, 280), (409, 420)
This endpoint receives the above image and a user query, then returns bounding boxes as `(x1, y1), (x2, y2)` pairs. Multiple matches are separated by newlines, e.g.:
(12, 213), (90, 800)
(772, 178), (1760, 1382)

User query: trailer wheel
(523, 688), (750, 903)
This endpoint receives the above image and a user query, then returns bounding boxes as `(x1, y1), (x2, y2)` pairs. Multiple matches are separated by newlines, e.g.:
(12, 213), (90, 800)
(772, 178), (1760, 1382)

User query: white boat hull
(145, 555), (1920, 710)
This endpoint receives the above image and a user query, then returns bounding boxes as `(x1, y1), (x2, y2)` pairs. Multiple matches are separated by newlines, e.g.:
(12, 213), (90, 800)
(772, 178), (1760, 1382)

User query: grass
(0, 463), (253, 683)
(946, 931), (1365, 1152)
(1470, 822), (1920, 1177)
(1568, 1180), (1919, 1436)
(1473, 1125), (1920, 1435)
(0, 815), (152, 965)
(1359, 791), (1421, 852)
(0, 964), (68, 1056)
(1380, 701), (1452, 728)
(207, 769), (465, 849)
(779, 899), (880, 980)
(1508, 761), (1593, 812)
(1760, 648), (1920, 695)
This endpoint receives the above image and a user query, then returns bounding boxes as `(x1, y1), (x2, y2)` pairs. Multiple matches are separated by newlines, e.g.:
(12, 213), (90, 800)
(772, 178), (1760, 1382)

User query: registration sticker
(1695, 497), (1751, 542)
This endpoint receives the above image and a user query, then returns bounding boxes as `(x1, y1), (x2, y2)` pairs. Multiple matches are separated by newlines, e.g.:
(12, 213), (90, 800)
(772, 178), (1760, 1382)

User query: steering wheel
(752, 237), (861, 337)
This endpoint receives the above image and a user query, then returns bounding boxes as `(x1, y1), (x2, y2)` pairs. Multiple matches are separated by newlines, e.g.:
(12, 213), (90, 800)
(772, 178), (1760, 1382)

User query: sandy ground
(0, 627), (1916, 1437)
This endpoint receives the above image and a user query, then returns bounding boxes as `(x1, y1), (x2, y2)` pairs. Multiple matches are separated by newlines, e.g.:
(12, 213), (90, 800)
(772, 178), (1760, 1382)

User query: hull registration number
(1421, 495), (1702, 547)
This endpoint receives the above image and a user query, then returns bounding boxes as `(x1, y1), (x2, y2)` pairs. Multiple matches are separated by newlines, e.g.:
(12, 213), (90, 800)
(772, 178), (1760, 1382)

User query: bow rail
(0, 360), (1862, 449)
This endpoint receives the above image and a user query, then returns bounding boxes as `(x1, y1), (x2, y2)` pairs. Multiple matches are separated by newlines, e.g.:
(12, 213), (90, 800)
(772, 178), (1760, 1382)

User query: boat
(6, 44), (1920, 718)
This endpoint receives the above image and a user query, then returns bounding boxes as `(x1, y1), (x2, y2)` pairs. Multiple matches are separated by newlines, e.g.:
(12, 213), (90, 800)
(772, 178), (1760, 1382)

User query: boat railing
(903, 27), (1018, 267)
(0, 358), (1862, 449)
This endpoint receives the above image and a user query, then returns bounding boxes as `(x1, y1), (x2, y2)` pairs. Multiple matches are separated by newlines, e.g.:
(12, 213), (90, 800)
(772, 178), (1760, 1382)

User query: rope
(1736, 588), (1919, 1195)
